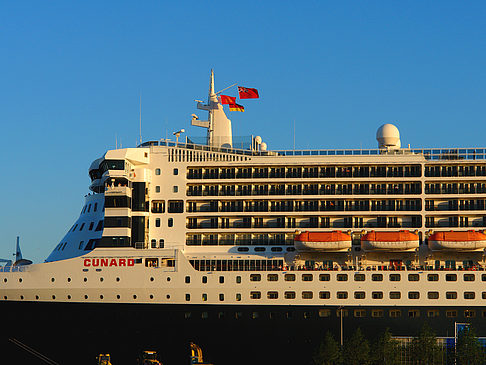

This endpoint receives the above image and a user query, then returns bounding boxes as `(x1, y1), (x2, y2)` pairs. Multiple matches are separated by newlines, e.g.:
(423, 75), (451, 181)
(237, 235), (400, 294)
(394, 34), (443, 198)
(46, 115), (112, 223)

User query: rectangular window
(428, 292), (439, 299)
(354, 274), (365, 281)
(446, 291), (457, 299)
(446, 274), (457, 281)
(284, 291), (296, 299)
(250, 291), (261, 299)
(389, 310), (401, 318)
(202, 293), (207, 301)
(168, 200), (184, 213)
(319, 291), (330, 299)
(219, 276), (224, 283)
(354, 309), (366, 318)
(236, 293), (241, 301)
(267, 274), (278, 282)
(389, 274), (400, 281)
(372, 310), (384, 318)
(372, 274), (383, 282)
(173, 168), (178, 175)
(390, 292), (401, 299)
(202, 276), (207, 284)
(408, 274), (419, 281)
(427, 310), (440, 318)
(155, 186), (160, 193)
(173, 186), (179, 193)
(337, 274), (348, 281)
(155, 218), (160, 227)
(465, 310), (476, 318)
(337, 291), (348, 299)
(464, 292), (476, 299)
(319, 274), (330, 281)
(354, 291), (365, 299)
(302, 291), (313, 299)
(408, 310), (420, 318)
(185, 294), (190, 301)
(427, 274), (439, 281)
(446, 310), (457, 318)
(267, 291), (278, 299)
(168, 218), (173, 227)
(302, 274), (313, 282)
(285, 274), (296, 282)
(372, 291), (383, 299)
(464, 274), (475, 282)
(250, 274), (261, 282)
(185, 276), (190, 284)
(318, 309), (331, 317)
(408, 291), (420, 299)
(219, 294), (224, 301)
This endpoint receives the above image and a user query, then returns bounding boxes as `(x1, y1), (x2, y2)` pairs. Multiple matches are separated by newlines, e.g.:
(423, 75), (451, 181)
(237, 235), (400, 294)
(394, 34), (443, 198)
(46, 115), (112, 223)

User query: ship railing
(0, 265), (29, 273)
(140, 140), (486, 160)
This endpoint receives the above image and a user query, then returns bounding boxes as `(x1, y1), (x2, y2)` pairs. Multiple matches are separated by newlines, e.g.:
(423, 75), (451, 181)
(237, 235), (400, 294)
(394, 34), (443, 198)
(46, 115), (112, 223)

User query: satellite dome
(376, 123), (401, 149)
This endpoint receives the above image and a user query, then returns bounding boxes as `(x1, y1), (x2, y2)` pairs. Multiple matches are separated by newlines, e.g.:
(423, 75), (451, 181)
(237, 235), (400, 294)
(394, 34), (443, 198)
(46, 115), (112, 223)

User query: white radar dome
(260, 142), (267, 151)
(254, 136), (262, 144)
(376, 123), (401, 149)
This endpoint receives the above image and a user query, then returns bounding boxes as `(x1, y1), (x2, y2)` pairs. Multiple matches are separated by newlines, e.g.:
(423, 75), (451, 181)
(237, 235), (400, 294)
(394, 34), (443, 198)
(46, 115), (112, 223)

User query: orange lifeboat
(428, 231), (486, 251)
(294, 231), (352, 252)
(361, 231), (419, 251)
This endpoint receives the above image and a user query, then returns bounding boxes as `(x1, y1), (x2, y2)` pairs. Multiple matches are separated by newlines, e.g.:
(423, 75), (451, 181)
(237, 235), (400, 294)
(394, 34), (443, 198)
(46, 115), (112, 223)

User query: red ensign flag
(238, 86), (259, 99)
(220, 95), (236, 105)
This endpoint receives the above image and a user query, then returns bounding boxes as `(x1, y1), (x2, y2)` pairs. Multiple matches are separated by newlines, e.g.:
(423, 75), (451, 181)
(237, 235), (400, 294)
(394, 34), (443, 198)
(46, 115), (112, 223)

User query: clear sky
(1, 1), (486, 262)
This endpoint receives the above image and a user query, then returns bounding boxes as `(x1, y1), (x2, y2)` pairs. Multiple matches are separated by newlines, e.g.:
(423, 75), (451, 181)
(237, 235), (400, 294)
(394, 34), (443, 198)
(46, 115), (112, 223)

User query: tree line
(312, 324), (485, 365)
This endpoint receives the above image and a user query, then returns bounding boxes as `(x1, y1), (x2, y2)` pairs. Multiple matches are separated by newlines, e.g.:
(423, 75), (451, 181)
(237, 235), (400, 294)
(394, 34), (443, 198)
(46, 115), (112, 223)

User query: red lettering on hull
(83, 258), (135, 267)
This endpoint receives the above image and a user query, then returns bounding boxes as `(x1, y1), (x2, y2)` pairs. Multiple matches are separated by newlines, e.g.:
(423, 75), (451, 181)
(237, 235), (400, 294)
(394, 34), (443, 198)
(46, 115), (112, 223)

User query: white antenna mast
(139, 91), (142, 145)
(115, 134), (118, 149)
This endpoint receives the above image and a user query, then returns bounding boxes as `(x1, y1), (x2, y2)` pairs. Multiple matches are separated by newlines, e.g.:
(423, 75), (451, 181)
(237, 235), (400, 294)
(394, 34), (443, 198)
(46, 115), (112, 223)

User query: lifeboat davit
(361, 231), (419, 251)
(294, 231), (352, 252)
(428, 231), (486, 251)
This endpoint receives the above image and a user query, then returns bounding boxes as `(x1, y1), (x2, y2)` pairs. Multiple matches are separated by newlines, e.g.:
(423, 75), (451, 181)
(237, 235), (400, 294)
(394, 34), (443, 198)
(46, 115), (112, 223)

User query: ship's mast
(191, 70), (233, 148)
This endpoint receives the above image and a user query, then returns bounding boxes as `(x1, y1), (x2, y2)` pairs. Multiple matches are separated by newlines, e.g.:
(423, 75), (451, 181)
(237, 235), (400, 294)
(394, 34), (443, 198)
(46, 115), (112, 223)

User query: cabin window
(319, 274), (330, 281)
(236, 293), (241, 301)
(236, 276), (241, 284)
(285, 274), (296, 282)
(354, 291), (365, 299)
(465, 310), (476, 318)
(185, 276), (190, 284)
(219, 276), (224, 284)
(250, 274), (261, 282)
(408, 274), (419, 281)
(319, 291), (330, 299)
(354, 309), (366, 318)
(173, 168), (178, 175)
(427, 310), (440, 318)
(372, 291), (383, 299)
(408, 291), (420, 299)
(168, 218), (173, 227)
(408, 310), (420, 318)
(202, 294), (207, 301)
(389, 291), (401, 299)
(302, 274), (313, 282)
(464, 274), (475, 282)
(185, 294), (190, 301)
(202, 276), (207, 284)
(319, 309), (331, 317)
(79, 223), (85, 231)
(389, 310), (401, 318)
(219, 294), (224, 301)
(427, 274), (439, 282)
(337, 274), (348, 282)
(428, 292), (439, 299)
(168, 200), (184, 213)
(267, 291), (279, 299)
(151, 239), (156, 248)
(267, 274), (278, 282)
(464, 292), (475, 300)
(337, 291), (348, 299)
(155, 186), (160, 193)
(354, 274), (365, 281)
(372, 310), (384, 318)
(145, 258), (158, 268)
(302, 291), (313, 299)
(372, 274), (383, 282)
(173, 186), (178, 193)
(159, 239), (164, 248)
(446, 310), (457, 318)
(389, 274), (401, 281)
(284, 291), (296, 299)
(250, 291), (261, 299)
(446, 292), (457, 299)
(446, 274), (457, 281)
(155, 168), (161, 175)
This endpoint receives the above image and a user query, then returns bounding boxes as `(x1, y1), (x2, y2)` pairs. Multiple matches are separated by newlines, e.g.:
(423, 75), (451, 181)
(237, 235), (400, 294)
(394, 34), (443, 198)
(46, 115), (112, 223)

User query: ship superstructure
(2, 72), (486, 364)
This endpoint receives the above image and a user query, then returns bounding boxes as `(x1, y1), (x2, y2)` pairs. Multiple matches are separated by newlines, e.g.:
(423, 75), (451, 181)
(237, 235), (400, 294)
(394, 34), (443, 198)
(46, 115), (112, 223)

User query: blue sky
(1, 1), (486, 262)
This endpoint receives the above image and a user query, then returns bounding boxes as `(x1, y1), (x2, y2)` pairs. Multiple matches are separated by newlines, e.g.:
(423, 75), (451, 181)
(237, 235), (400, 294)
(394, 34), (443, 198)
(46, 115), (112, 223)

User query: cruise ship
(2, 71), (486, 364)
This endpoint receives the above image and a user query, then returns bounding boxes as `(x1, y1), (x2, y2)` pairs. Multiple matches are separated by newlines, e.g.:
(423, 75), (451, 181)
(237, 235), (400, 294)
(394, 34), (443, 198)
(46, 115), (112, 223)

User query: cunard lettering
(83, 258), (135, 267)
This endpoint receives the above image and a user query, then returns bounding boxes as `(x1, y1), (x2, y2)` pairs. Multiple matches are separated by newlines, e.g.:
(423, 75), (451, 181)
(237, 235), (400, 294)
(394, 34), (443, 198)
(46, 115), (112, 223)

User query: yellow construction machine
(190, 343), (213, 365)
(97, 354), (112, 365)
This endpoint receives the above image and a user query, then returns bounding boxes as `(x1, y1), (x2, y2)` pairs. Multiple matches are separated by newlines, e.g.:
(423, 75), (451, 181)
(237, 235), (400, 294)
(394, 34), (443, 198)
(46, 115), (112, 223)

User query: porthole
(150, 277), (154, 282)
(150, 294), (154, 299)
(100, 278), (104, 282)
(166, 294), (170, 299)
(67, 295), (71, 300)
(67, 278), (71, 282)
(167, 277), (171, 282)
(116, 277), (120, 282)
(84, 278), (88, 282)
(3, 278), (6, 283)
(117, 295), (121, 299)
(18, 278), (22, 283)
(52, 295), (56, 300)
(133, 295), (137, 299)
(100, 295), (104, 299)
(4, 296), (7, 300)
(51, 278), (55, 282)
(20, 295), (24, 300)
(35, 295), (39, 300)
(84, 295), (88, 299)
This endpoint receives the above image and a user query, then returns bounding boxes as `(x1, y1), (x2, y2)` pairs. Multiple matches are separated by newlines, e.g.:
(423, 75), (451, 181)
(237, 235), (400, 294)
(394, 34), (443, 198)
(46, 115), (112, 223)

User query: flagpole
(215, 83), (238, 95)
